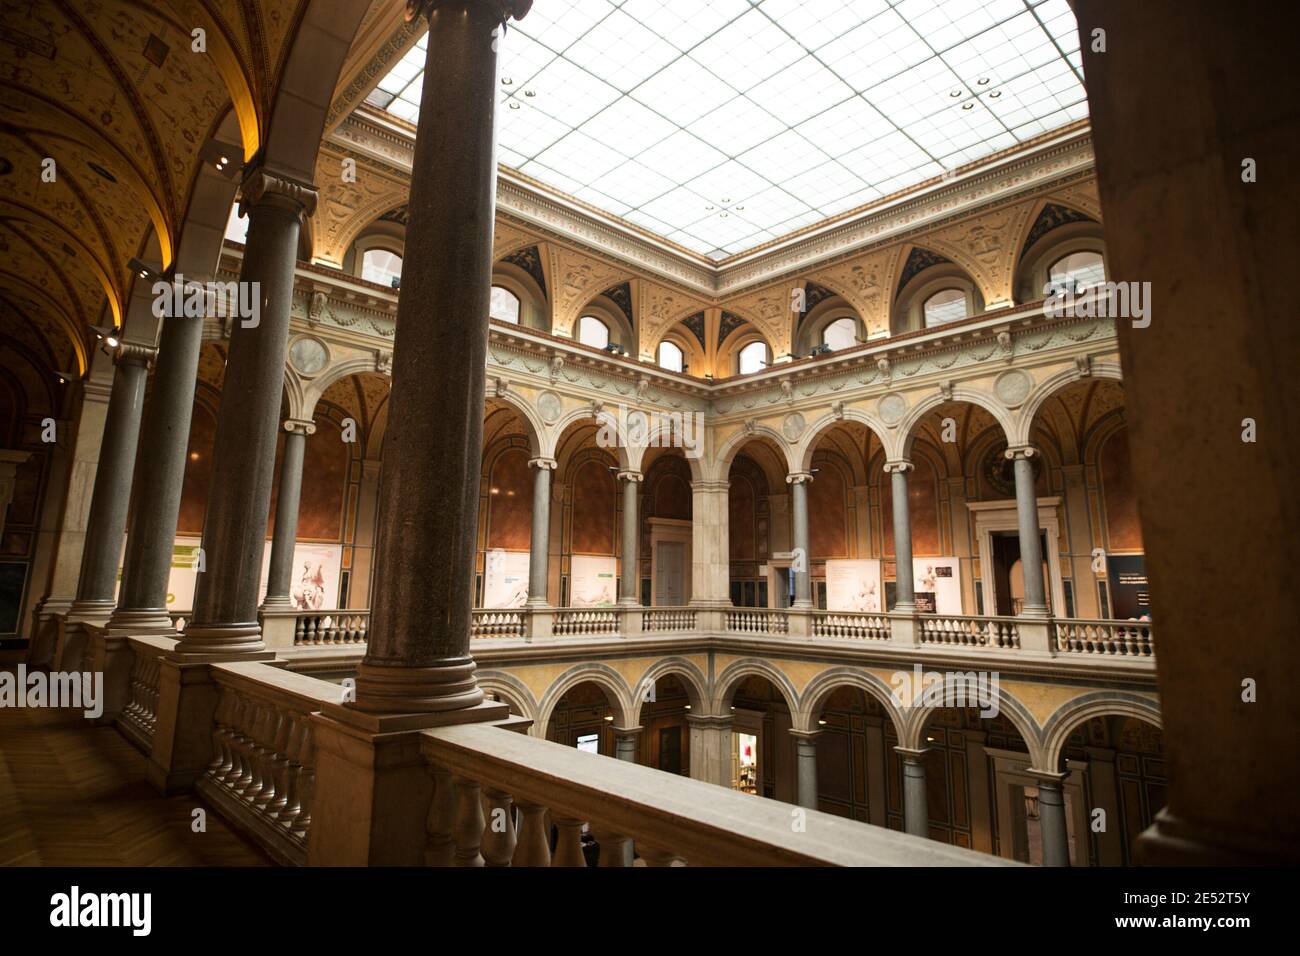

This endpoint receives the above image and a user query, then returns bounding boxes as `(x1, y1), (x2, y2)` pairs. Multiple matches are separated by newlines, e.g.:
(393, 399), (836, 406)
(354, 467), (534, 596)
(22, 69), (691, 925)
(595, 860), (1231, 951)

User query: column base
(172, 621), (266, 659)
(105, 606), (178, 638)
(57, 600), (115, 671)
(307, 697), (509, 865)
(1135, 808), (1300, 866)
(351, 657), (484, 714)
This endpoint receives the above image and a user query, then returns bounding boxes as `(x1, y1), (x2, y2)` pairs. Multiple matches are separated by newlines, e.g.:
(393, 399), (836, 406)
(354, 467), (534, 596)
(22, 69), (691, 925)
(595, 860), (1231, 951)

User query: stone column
(263, 419), (316, 608)
(689, 479), (730, 608)
(0, 450), (31, 540)
(173, 169), (316, 657)
(617, 470), (641, 605)
(525, 457), (555, 608)
(1032, 770), (1071, 867)
(897, 746), (929, 837)
(687, 714), (733, 787)
(787, 472), (813, 608)
(613, 726), (641, 763)
(68, 342), (155, 623)
(349, 0), (529, 714)
(790, 729), (820, 810)
(109, 295), (207, 636)
(1007, 445), (1048, 617)
(885, 461), (916, 611)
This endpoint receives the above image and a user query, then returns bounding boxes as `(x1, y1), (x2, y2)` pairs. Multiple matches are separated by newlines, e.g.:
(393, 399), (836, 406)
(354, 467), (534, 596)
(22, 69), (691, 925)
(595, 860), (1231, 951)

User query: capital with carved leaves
(406, 0), (532, 25)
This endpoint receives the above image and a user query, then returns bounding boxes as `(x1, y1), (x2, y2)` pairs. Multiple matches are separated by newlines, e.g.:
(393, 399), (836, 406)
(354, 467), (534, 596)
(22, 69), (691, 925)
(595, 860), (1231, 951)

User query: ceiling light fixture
(949, 89), (962, 98)
(977, 77), (990, 85)
(962, 102), (975, 110)
(128, 257), (161, 282)
(508, 101), (520, 110)
(501, 77), (513, 85)
(198, 139), (241, 180)
(989, 91), (1002, 99)
(54, 370), (79, 385)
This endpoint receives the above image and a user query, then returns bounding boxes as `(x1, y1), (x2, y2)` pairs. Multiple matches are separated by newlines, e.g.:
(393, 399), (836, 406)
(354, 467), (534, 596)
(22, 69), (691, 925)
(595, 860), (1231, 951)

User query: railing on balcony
(918, 613), (1022, 650)
(117, 634), (178, 754)
(725, 608), (790, 635)
(552, 608), (620, 637)
(642, 607), (697, 632)
(811, 611), (890, 641)
(1054, 618), (1154, 657)
(419, 721), (1007, 867)
(471, 609), (527, 639)
(293, 610), (369, 646)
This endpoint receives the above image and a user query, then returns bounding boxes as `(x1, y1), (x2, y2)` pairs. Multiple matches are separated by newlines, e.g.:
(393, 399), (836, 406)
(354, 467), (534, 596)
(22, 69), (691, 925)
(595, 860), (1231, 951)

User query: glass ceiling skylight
(366, 0), (1086, 259)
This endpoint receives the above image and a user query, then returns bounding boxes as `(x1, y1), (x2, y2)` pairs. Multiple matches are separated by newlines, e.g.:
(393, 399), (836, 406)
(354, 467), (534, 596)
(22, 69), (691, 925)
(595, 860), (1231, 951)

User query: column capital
(789, 728), (824, 742)
(690, 479), (729, 492)
(1026, 768), (1070, 787)
(883, 459), (913, 474)
(527, 456), (557, 470)
(112, 341), (157, 368)
(894, 745), (931, 761)
(406, 0), (532, 25)
(1003, 444), (1039, 461)
(786, 471), (814, 485)
(283, 418), (316, 437)
(686, 713), (732, 728)
(610, 724), (644, 738)
(239, 166), (318, 220)
(615, 470), (643, 483)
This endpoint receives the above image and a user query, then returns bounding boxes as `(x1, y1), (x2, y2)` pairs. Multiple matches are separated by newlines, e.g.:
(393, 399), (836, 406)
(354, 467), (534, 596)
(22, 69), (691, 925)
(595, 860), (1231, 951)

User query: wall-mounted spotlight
(198, 139), (242, 180)
(90, 324), (121, 349)
(127, 257), (162, 282)
(54, 370), (79, 385)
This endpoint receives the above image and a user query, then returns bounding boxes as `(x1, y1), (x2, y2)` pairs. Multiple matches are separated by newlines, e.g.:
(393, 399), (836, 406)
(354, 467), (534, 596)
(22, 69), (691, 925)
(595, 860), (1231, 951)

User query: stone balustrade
(1054, 618), (1154, 657)
(196, 662), (344, 866)
(293, 611), (369, 646)
(811, 611), (891, 641)
(725, 608), (791, 635)
(918, 613), (1023, 650)
(471, 609), (527, 639)
(551, 608), (621, 637)
(117, 634), (178, 753)
(642, 607), (697, 632)
(419, 721), (1013, 867)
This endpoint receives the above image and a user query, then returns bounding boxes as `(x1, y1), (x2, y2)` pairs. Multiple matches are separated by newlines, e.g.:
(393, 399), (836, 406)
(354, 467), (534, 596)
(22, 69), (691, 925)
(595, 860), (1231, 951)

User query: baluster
(291, 723), (315, 843)
(480, 789), (517, 867)
(294, 616), (306, 645)
(512, 804), (551, 867)
(425, 767), (456, 866)
(230, 696), (257, 793)
(551, 818), (587, 867)
(272, 716), (302, 826)
(268, 713), (297, 820)
(252, 708), (285, 811)
(207, 688), (234, 778)
(592, 828), (632, 867)
(451, 776), (485, 867)
(638, 846), (681, 867)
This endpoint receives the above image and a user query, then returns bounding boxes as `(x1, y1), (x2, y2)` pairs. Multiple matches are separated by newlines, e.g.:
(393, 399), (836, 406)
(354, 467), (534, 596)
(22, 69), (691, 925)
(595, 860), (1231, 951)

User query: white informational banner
(913, 557), (963, 615)
(570, 554), (617, 607)
(825, 559), (882, 612)
(483, 548), (530, 608)
(258, 542), (343, 610)
(166, 537), (204, 609)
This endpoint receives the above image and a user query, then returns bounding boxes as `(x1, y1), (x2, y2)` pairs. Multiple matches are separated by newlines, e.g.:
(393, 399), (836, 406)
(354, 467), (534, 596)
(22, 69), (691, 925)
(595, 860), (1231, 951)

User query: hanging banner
(570, 554), (617, 607)
(258, 542), (343, 610)
(824, 559), (882, 612)
(483, 548), (530, 608)
(914, 557), (963, 615)
(1107, 554), (1150, 619)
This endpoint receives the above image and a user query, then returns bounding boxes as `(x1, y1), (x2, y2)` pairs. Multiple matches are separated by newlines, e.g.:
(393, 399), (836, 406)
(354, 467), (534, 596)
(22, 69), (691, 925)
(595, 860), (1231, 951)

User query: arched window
(490, 285), (520, 324)
(657, 340), (684, 373)
(362, 249), (403, 287)
(922, 288), (967, 327)
(737, 341), (768, 375)
(1047, 250), (1106, 296)
(822, 317), (857, 351)
(578, 315), (610, 349)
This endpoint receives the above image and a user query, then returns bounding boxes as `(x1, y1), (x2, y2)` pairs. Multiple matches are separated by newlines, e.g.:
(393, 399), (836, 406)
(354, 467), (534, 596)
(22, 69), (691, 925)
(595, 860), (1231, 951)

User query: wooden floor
(0, 677), (271, 866)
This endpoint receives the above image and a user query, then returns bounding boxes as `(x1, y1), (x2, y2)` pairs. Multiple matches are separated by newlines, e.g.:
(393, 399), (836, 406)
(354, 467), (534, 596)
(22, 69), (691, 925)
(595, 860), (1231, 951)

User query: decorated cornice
(327, 111), (1095, 302)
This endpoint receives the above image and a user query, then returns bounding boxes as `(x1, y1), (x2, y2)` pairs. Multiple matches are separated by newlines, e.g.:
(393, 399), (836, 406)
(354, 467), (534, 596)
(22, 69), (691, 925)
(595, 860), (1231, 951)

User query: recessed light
(721, 197), (731, 203)
(977, 77), (990, 85)
(501, 77), (512, 85)
(962, 102), (974, 110)
(524, 89), (536, 97)
(508, 101), (520, 110)
(949, 89), (962, 98)
(735, 205), (744, 211)
(989, 91), (1002, 99)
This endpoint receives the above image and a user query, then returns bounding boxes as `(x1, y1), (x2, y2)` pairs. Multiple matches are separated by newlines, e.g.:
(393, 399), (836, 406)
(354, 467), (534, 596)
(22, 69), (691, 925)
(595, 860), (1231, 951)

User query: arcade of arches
(0, 0), (1293, 869)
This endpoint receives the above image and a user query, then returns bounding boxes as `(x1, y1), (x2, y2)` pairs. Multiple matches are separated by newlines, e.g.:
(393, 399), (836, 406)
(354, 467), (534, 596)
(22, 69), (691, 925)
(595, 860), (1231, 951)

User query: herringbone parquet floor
(0, 689), (270, 866)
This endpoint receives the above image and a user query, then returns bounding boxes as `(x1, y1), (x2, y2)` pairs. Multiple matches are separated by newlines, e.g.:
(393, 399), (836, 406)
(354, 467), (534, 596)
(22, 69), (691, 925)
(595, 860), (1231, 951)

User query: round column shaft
(618, 471), (641, 605)
(788, 473), (813, 608)
(525, 458), (554, 607)
(1009, 447), (1048, 617)
(792, 730), (820, 809)
(887, 462), (916, 611)
(263, 419), (316, 608)
(898, 747), (929, 837)
(1034, 773), (1072, 867)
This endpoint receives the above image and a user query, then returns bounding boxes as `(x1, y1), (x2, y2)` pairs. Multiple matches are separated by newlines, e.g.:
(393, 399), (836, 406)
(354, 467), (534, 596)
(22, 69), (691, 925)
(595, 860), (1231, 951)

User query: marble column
(175, 169), (317, 656)
(525, 457), (555, 607)
(897, 746), (929, 837)
(263, 419), (316, 608)
(613, 726), (641, 763)
(885, 461), (916, 611)
(109, 293), (207, 635)
(791, 729), (820, 810)
(617, 470), (642, 605)
(787, 472), (813, 608)
(352, 0), (530, 713)
(69, 342), (155, 621)
(1032, 770), (1071, 867)
(1007, 445), (1048, 617)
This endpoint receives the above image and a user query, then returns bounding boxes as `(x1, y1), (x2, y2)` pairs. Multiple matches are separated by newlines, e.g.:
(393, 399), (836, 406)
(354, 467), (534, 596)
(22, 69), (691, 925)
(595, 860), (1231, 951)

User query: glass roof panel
(368, 0), (1085, 256)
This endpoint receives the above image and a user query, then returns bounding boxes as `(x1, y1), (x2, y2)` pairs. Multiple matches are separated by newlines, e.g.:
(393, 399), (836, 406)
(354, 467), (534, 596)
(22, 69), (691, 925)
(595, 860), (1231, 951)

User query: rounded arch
(1014, 204), (1106, 303)
(491, 261), (548, 331)
(546, 406), (631, 470)
(710, 424), (797, 482)
(482, 391), (544, 458)
(794, 407), (891, 473)
(536, 662), (634, 737)
(795, 667), (905, 735)
(710, 658), (800, 718)
(1039, 691), (1163, 772)
(895, 389), (1016, 462)
(893, 254), (985, 335)
(626, 421), (705, 481)
(796, 297), (864, 355)
(1013, 361), (1125, 446)
(905, 687), (1046, 766)
(629, 657), (710, 725)
(717, 323), (776, 377)
(475, 669), (540, 726)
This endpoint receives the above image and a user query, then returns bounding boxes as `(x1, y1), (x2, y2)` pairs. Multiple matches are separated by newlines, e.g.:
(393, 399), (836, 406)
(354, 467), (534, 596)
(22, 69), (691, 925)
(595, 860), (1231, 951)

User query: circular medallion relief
(878, 392), (907, 426)
(288, 336), (329, 376)
(536, 390), (562, 425)
(994, 369), (1033, 408)
(782, 412), (806, 442)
